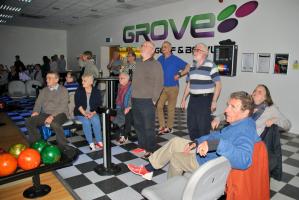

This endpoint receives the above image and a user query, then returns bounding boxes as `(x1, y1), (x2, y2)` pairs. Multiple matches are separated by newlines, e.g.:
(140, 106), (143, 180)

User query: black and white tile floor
(2, 96), (299, 200)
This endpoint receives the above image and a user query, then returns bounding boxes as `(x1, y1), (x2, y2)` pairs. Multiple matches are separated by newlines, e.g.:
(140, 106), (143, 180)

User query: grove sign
(123, 1), (258, 43)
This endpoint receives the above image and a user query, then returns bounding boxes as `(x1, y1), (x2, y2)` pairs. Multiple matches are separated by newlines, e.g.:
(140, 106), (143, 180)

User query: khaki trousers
(157, 86), (179, 129)
(149, 137), (200, 178)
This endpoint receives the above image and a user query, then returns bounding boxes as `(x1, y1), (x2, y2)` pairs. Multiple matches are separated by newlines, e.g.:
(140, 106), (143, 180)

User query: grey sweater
(33, 85), (69, 118)
(131, 58), (163, 102)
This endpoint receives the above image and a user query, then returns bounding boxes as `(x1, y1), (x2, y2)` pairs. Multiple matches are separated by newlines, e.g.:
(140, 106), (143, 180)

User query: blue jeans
(76, 114), (102, 144)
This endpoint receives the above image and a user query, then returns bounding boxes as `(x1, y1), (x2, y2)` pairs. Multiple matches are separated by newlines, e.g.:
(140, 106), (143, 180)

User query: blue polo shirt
(158, 54), (187, 87)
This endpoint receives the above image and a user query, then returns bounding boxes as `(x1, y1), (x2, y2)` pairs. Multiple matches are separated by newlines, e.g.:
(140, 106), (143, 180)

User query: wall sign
(123, 1), (258, 43)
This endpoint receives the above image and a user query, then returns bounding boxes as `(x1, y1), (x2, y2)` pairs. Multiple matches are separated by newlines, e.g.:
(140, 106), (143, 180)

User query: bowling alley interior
(0, 0), (299, 200)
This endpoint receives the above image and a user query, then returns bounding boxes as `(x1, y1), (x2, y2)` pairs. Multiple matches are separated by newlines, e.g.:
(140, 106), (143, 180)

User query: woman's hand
(266, 118), (276, 127)
(211, 118), (220, 130)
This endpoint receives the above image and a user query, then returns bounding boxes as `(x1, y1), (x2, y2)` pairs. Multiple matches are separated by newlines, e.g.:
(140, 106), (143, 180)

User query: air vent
(19, 13), (46, 19)
(52, 7), (60, 10)
(116, 3), (137, 9)
(86, 14), (101, 19)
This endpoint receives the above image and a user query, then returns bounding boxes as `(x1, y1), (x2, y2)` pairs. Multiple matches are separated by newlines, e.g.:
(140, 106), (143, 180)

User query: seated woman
(74, 73), (103, 151)
(112, 73), (133, 144)
(212, 84), (291, 135)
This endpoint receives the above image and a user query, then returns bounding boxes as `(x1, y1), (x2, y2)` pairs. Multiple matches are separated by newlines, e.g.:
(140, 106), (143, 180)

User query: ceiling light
(0, 4), (22, 12)
(19, 0), (32, 3)
(0, 14), (13, 18)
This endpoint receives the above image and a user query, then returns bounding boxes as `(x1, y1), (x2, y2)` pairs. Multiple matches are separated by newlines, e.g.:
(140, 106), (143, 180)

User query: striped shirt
(186, 59), (220, 94)
(64, 82), (79, 93)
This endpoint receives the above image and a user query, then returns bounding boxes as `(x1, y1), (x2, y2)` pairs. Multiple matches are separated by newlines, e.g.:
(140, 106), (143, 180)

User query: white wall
(67, 0), (299, 134)
(0, 25), (67, 67)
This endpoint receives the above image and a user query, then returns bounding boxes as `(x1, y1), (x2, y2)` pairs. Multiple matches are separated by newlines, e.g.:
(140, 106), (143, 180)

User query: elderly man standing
(127, 91), (260, 180)
(157, 41), (190, 135)
(131, 41), (163, 158)
(25, 71), (69, 150)
(181, 43), (222, 140)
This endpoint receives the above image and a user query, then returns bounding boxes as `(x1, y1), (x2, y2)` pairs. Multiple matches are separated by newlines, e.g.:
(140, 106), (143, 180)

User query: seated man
(25, 71), (70, 150)
(127, 91), (260, 180)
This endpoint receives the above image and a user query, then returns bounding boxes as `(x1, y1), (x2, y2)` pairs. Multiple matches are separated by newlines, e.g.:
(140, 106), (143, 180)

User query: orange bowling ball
(18, 148), (41, 170)
(0, 153), (18, 177)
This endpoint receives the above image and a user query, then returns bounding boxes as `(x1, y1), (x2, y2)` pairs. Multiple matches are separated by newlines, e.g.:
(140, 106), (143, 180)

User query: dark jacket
(74, 86), (101, 116)
(261, 124), (282, 181)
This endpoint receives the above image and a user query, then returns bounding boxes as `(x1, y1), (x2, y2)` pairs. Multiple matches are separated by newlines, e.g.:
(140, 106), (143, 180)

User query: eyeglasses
(192, 48), (208, 53)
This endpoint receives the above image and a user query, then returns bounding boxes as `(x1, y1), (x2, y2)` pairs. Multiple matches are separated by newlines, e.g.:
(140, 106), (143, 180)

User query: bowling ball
(18, 148), (41, 170)
(8, 143), (27, 158)
(41, 145), (61, 164)
(0, 153), (18, 177)
(31, 139), (48, 153)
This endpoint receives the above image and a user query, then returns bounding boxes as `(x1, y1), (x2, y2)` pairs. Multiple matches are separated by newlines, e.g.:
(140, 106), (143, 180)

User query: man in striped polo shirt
(181, 43), (222, 140)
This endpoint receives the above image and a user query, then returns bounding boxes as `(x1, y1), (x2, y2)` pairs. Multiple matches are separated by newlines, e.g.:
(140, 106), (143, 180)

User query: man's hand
(44, 115), (54, 125)
(31, 112), (39, 117)
(211, 101), (217, 112)
(197, 141), (208, 156)
(174, 74), (180, 80)
(211, 118), (220, 130)
(124, 107), (131, 115)
(181, 99), (187, 111)
(183, 142), (197, 154)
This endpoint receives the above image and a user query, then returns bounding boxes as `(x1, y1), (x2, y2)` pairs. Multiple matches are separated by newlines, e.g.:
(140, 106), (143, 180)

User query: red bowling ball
(17, 148), (41, 170)
(0, 153), (18, 177)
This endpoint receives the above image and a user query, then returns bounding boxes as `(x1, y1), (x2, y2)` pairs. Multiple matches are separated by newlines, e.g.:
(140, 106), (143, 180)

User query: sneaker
(157, 127), (165, 135)
(127, 164), (153, 180)
(95, 142), (103, 149)
(131, 148), (145, 154)
(117, 136), (128, 144)
(163, 128), (173, 134)
(89, 143), (96, 151)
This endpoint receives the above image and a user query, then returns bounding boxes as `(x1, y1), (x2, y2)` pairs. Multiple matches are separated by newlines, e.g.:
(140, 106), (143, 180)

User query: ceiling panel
(0, 0), (183, 30)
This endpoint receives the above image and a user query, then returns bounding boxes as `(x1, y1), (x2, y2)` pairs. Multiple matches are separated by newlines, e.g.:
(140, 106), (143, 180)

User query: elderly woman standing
(74, 73), (103, 151)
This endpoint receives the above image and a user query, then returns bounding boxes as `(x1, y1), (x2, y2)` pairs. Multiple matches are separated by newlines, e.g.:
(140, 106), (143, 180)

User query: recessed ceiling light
(19, 0), (32, 3)
(52, 7), (60, 10)
(0, 14), (13, 18)
(117, 0), (125, 3)
(0, 5), (21, 12)
(90, 9), (98, 12)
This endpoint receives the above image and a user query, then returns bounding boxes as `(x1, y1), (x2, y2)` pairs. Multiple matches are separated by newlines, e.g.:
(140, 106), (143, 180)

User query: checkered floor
(2, 96), (299, 200)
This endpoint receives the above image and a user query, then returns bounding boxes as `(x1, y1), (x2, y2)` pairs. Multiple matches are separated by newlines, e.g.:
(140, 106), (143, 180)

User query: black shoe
(61, 145), (79, 162)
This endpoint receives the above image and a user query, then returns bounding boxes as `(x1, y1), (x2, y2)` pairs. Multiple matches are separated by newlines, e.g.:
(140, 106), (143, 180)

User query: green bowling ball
(31, 139), (48, 153)
(41, 145), (61, 164)
(8, 143), (27, 158)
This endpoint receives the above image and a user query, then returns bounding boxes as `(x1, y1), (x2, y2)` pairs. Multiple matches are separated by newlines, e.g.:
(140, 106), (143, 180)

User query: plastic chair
(8, 80), (26, 98)
(141, 156), (231, 200)
(25, 80), (43, 97)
